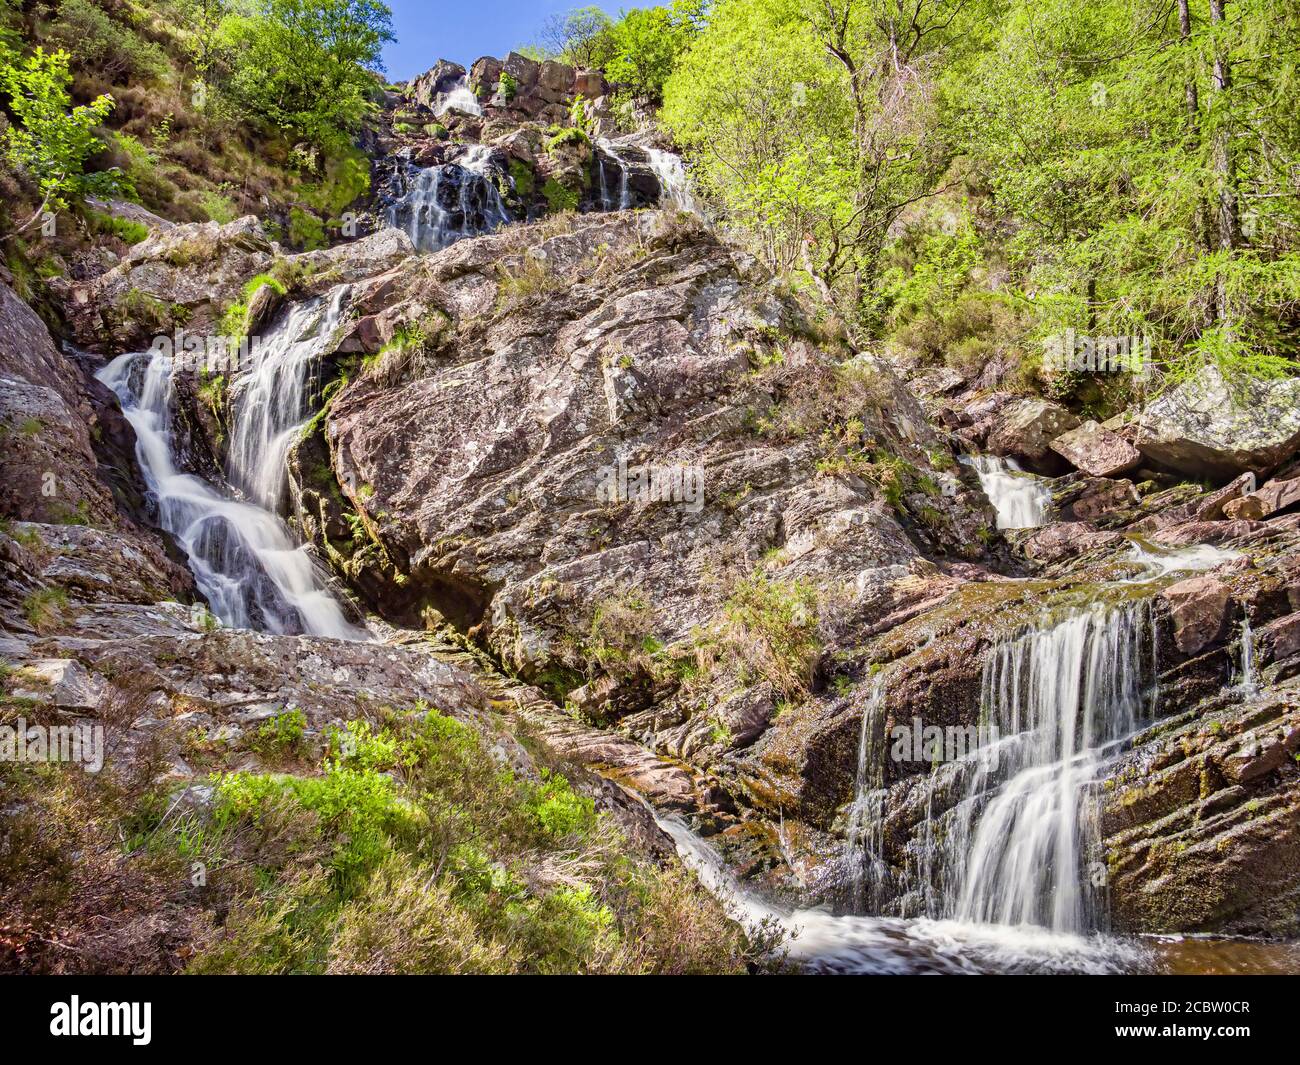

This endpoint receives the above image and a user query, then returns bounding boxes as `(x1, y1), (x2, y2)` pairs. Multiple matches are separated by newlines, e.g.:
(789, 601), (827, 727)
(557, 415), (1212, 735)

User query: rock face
(1136, 365), (1300, 479)
(1160, 575), (1234, 654)
(295, 209), (992, 744)
(1050, 419), (1140, 477)
(986, 398), (1080, 471)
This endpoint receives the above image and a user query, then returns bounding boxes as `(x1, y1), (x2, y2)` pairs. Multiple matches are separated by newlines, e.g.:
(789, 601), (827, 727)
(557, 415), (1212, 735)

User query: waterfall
(388, 146), (510, 252)
(96, 292), (361, 640)
(227, 287), (349, 512)
(844, 674), (890, 908)
(433, 75), (482, 117)
(1234, 613), (1259, 696)
(646, 147), (696, 213)
(595, 139), (631, 211)
(962, 454), (1051, 529)
(946, 601), (1154, 931)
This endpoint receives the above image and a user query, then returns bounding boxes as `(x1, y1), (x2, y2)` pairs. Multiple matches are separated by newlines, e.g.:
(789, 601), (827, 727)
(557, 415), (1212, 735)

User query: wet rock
(1021, 522), (1122, 564)
(1160, 575), (1233, 654)
(1245, 476), (1300, 520)
(1049, 419), (1140, 477)
(408, 59), (467, 110)
(1136, 365), (1300, 479)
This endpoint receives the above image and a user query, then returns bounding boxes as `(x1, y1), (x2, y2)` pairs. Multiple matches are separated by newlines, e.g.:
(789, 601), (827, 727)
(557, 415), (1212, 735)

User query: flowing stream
(97, 289), (361, 639)
(388, 146), (511, 252)
(962, 454), (1052, 529)
(433, 75), (483, 117)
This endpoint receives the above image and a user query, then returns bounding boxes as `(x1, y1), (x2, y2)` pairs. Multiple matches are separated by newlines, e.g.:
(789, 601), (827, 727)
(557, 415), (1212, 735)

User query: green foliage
(249, 708), (308, 759)
(604, 1), (702, 102)
(0, 48), (121, 217)
(541, 176), (580, 213)
(222, 0), (395, 151)
(46, 0), (170, 83)
(288, 206), (327, 250)
(190, 704), (765, 973)
(497, 70), (517, 100)
(83, 208), (148, 245)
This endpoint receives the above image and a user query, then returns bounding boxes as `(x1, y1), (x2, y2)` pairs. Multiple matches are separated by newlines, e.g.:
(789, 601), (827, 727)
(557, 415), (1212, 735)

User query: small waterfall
(844, 674), (890, 908)
(97, 296), (361, 639)
(433, 75), (482, 117)
(939, 600), (1155, 932)
(1234, 613), (1259, 696)
(227, 287), (349, 511)
(962, 454), (1051, 529)
(595, 139), (631, 211)
(388, 146), (510, 252)
(646, 147), (696, 213)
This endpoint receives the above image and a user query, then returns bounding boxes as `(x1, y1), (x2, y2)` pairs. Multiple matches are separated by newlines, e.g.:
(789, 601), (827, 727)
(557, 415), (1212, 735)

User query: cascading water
(227, 287), (349, 511)
(388, 146), (511, 252)
(1234, 613), (1259, 696)
(646, 146), (696, 213)
(961, 454), (1052, 529)
(595, 138), (632, 211)
(433, 75), (482, 117)
(950, 600), (1155, 931)
(96, 290), (361, 639)
(845, 674), (889, 909)
(842, 598), (1159, 936)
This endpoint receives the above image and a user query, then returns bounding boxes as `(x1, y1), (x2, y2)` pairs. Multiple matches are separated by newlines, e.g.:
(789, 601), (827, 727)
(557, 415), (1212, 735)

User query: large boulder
(1160, 575), (1233, 655)
(67, 216), (275, 352)
(985, 398), (1080, 471)
(299, 211), (991, 730)
(1050, 419), (1140, 477)
(1136, 365), (1300, 480)
(408, 59), (467, 111)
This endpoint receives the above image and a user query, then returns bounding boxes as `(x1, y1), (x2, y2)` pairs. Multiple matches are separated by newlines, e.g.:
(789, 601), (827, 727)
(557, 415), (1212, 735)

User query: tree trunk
(1209, 0), (1238, 324)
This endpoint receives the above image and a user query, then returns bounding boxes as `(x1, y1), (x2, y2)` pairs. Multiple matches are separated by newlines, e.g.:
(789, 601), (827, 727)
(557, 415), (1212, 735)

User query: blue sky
(381, 1), (651, 80)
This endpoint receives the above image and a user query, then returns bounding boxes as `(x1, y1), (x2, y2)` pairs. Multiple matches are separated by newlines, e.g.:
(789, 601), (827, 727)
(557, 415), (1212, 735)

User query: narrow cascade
(388, 145), (510, 252)
(96, 296), (361, 640)
(941, 600), (1155, 932)
(1234, 613), (1259, 696)
(962, 454), (1051, 529)
(227, 287), (349, 511)
(844, 674), (890, 909)
(595, 139), (631, 211)
(646, 146), (696, 213)
(434, 75), (482, 117)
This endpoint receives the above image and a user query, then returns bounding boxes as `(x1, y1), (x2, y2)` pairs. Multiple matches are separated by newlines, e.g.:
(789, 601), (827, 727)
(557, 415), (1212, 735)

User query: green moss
(541, 177), (580, 213)
(507, 158), (535, 199)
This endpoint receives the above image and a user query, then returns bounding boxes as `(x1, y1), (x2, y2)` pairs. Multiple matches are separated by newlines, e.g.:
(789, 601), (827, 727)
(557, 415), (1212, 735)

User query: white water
(962, 454), (1052, 529)
(951, 601), (1154, 931)
(1122, 539), (1241, 581)
(97, 294), (360, 639)
(844, 674), (889, 909)
(595, 138), (632, 211)
(1234, 613), (1259, 696)
(657, 813), (1141, 974)
(227, 288), (349, 511)
(388, 145), (510, 252)
(646, 147), (697, 213)
(433, 75), (482, 118)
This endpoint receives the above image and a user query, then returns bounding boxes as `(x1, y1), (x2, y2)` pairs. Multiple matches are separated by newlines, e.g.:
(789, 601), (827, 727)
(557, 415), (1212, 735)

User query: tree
(540, 6), (614, 68)
(1, 47), (119, 237)
(223, 0), (395, 150)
